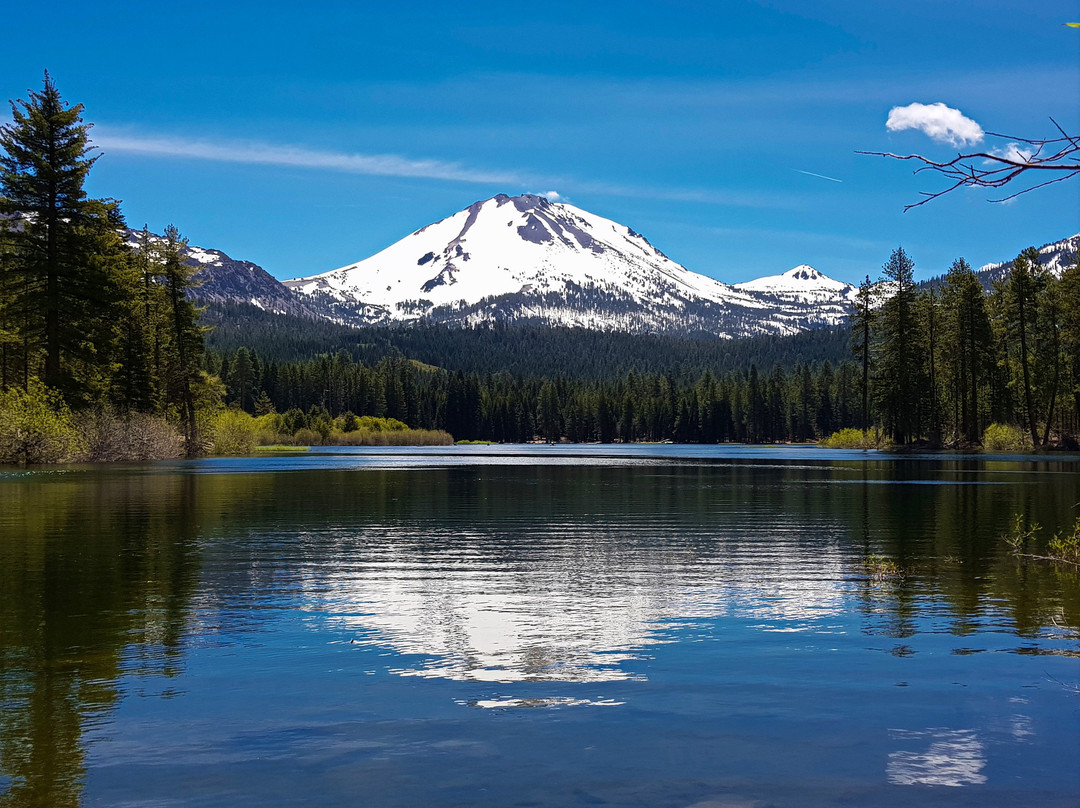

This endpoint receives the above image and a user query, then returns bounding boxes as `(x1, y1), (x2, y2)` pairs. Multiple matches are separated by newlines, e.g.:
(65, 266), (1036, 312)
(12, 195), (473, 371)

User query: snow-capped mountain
(123, 229), (316, 318)
(734, 264), (857, 320)
(975, 233), (1079, 288)
(284, 194), (854, 338)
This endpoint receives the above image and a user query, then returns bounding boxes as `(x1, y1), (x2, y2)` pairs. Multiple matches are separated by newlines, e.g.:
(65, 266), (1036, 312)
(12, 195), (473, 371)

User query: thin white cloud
(95, 132), (525, 186)
(93, 130), (804, 210)
(885, 102), (984, 147)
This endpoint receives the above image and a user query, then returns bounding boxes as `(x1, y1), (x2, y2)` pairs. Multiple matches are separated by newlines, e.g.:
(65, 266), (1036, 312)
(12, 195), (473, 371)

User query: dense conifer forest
(2, 76), (1079, 458)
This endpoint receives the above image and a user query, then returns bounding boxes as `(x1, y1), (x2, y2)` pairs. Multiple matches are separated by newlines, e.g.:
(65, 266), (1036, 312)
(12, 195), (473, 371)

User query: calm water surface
(1, 446), (1078, 807)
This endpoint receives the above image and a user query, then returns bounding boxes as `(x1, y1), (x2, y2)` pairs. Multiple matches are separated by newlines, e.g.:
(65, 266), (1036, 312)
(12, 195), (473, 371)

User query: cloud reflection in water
(887, 729), (988, 786)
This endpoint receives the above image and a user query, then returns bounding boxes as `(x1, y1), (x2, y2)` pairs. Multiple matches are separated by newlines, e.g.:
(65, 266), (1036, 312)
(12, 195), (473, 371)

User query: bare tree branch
(858, 121), (1080, 211)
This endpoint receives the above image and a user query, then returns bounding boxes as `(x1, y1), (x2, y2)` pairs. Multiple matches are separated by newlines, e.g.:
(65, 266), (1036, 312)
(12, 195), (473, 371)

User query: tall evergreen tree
(939, 259), (992, 444)
(851, 275), (875, 435)
(160, 225), (204, 455)
(0, 72), (116, 400)
(1007, 248), (1044, 446)
(874, 248), (923, 444)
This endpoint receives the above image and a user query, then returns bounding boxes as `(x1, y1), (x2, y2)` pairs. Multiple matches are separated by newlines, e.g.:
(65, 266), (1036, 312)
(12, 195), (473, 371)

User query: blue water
(1, 446), (1078, 807)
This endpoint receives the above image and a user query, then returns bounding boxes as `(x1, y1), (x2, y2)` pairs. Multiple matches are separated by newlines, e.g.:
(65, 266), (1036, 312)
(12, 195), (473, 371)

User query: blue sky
(2, 1), (1077, 284)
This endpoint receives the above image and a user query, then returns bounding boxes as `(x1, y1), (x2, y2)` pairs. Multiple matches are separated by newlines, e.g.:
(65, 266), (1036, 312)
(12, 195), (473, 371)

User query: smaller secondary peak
(734, 264), (853, 295)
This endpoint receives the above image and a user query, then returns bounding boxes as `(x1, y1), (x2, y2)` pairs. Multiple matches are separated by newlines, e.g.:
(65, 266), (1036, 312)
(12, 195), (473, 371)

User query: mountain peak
(734, 265), (855, 298)
(282, 195), (858, 337)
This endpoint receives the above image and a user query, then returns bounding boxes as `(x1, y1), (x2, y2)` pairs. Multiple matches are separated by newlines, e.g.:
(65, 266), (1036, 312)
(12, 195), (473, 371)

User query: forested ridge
(203, 302), (851, 380)
(3, 76), (1079, 458)
(205, 239), (1080, 449)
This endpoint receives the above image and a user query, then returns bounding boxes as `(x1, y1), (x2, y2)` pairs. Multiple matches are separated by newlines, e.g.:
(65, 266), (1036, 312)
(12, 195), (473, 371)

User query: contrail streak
(793, 169), (843, 183)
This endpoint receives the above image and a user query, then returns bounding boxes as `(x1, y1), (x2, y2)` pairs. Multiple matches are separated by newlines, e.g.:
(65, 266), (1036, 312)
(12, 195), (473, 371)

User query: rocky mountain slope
(122, 229), (317, 318)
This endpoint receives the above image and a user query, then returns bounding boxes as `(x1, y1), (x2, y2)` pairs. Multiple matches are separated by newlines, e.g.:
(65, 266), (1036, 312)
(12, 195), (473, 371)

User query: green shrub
(1003, 513), (1041, 553)
(982, 423), (1029, 452)
(333, 428), (452, 446)
(355, 416), (408, 432)
(819, 428), (887, 449)
(293, 428), (321, 446)
(210, 408), (259, 455)
(0, 381), (84, 464)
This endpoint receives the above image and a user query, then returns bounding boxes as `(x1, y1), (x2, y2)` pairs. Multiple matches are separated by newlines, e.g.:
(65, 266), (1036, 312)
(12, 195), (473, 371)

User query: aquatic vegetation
(1047, 519), (1080, 565)
(866, 553), (905, 581)
(1003, 514), (1041, 553)
(1005, 513), (1080, 567)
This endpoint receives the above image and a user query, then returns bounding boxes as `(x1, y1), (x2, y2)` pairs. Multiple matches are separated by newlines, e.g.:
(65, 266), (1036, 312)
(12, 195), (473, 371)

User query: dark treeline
(208, 345), (864, 444)
(203, 301), (851, 382)
(213, 243), (1080, 448)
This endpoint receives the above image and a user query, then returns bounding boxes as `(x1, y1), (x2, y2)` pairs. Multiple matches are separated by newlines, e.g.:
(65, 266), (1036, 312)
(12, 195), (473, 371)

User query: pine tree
(1059, 255), (1080, 439)
(1033, 273), (1065, 446)
(874, 248), (923, 444)
(0, 72), (115, 400)
(851, 275), (875, 435)
(228, 347), (255, 411)
(939, 259), (992, 444)
(160, 225), (204, 455)
(1008, 248), (1044, 447)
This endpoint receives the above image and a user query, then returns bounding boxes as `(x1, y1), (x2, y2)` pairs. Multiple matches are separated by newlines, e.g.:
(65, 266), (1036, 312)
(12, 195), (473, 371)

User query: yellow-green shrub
(293, 428), (321, 446)
(0, 381), (84, 464)
(210, 408), (259, 455)
(982, 423), (1029, 452)
(819, 428), (887, 449)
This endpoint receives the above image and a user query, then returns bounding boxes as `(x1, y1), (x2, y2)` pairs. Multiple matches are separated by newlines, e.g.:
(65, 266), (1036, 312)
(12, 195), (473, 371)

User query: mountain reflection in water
(302, 524), (851, 682)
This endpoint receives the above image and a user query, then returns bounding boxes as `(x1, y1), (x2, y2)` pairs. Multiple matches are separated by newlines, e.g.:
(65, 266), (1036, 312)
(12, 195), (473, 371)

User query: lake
(1, 445), (1078, 807)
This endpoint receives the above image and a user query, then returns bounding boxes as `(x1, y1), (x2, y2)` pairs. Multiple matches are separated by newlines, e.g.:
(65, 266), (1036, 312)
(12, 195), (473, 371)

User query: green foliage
(820, 427), (888, 449)
(203, 301), (852, 382)
(0, 74), (129, 403)
(1004, 513), (1080, 566)
(293, 428), (321, 446)
(209, 408), (258, 455)
(982, 422), (1030, 452)
(1047, 519), (1080, 565)
(874, 247), (926, 445)
(0, 380), (83, 464)
(0, 75), (213, 460)
(1003, 514), (1041, 552)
